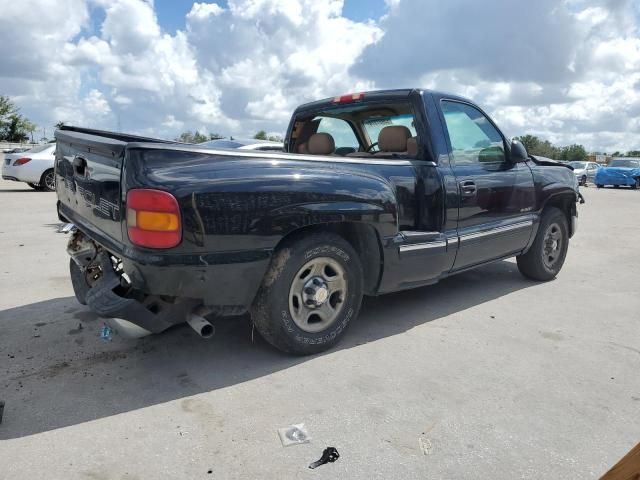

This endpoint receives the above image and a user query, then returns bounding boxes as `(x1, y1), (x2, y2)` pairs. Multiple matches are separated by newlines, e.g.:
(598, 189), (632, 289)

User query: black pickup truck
(55, 89), (581, 354)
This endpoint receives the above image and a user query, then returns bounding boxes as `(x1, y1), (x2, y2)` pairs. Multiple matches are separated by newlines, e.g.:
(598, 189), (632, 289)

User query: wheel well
(543, 194), (576, 236)
(274, 223), (383, 295)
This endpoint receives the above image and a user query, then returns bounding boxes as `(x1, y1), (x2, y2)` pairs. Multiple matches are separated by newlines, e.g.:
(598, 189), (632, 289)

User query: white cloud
(186, 2), (224, 20)
(352, 0), (640, 152)
(0, 0), (638, 152)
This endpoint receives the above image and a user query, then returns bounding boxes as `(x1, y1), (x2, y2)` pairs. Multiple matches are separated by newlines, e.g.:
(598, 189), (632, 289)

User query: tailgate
(55, 129), (128, 248)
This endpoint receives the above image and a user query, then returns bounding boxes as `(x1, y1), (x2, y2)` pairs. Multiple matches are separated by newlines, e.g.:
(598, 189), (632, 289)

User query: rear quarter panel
(123, 147), (405, 256)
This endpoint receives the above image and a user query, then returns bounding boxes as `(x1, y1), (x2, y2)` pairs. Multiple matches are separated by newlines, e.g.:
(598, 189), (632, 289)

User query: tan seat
(406, 136), (418, 156)
(308, 133), (335, 155)
(375, 126), (412, 156)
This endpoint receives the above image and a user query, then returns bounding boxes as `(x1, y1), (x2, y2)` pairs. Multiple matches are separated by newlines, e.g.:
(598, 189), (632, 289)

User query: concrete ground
(0, 177), (638, 479)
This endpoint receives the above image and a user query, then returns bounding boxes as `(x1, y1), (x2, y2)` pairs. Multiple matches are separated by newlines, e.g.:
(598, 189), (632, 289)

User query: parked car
(2, 146), (32, 154)
(2, 143), (56, 191)
(199, 138), (284, 151)
(569, 161), (600, 186)
(594, 158), (640, 189)
(54, 89), (581, 355)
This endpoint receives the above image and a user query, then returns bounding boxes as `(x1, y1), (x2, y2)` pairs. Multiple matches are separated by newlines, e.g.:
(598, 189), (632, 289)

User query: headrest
(406, 137), (418, 156)
(378, 126), (411, 152)
(308, 133), (335, 155)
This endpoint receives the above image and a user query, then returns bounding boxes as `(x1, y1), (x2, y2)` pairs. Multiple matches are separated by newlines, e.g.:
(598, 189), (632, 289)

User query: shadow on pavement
(0, 260), (535, 440)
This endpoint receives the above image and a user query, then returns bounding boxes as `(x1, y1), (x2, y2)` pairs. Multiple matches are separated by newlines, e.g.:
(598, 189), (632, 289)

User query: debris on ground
(277, 423), (311, 447)
(100, 324), (113, 342)
(0, 400), (5, 424)
(309, 447), (340, 469)
(418, 437), (433, 455)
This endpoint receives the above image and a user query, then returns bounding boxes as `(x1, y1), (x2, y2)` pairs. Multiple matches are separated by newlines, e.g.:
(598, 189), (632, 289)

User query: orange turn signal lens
(136, 211), (179, 231)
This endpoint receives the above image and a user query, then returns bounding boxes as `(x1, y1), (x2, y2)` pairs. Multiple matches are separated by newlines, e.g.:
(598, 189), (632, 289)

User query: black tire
(251, 232), (363, 355)
(69, 258), (103, 305)
(580, 175), (587, 186)
(516, 207), (569, 281)
(631, 178), (639, 190)
(614, 184), (620, 189)
(39, 169), (56, 192)
(70, 258), (90, 305)
(596, 184), (603, 189)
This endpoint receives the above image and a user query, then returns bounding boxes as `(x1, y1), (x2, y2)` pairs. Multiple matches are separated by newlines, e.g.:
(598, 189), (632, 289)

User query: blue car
(594, 158), (640, 189)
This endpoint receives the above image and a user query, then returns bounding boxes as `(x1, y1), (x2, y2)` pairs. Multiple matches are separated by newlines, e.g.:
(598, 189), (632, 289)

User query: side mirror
(510, 140), (529, 163)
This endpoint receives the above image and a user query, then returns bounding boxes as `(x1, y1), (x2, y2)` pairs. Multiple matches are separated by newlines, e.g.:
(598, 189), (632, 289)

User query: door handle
(459, 180), (477, 197)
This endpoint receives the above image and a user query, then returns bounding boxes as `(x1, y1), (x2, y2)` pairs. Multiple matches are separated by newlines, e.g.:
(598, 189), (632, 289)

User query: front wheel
(580, 175), (587, 186)
(517, 207), (569, 281)
(631, 178), (639, 190)
(251, 232), (363, 355)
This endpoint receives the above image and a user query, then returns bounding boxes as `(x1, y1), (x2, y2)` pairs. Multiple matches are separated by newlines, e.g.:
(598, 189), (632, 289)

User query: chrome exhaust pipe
(186, 313), (215, 339)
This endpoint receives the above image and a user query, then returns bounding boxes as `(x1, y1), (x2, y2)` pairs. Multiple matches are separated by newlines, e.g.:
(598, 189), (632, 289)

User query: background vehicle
(569, 160), (599, 186)
(55, 89), (580, 355)
(2, 146), (32, 154)
(594, 158), (640, 189)
(2, 143), (56, 191)
(198, 138), (283, 151)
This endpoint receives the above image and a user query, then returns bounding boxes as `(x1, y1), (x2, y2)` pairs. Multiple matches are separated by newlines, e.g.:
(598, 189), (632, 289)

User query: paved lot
(0, 178), (638, 479)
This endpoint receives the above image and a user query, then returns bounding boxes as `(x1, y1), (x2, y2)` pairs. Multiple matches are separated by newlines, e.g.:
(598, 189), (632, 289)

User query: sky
(1, 0), (639, 152)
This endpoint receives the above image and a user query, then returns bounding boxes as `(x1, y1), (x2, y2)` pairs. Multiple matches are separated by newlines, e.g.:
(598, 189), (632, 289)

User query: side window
(441, 101), (505, 165)
(315, 117), (359, 150)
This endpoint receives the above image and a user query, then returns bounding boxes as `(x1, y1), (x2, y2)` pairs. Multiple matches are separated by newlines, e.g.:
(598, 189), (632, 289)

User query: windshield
(608, 159), (640, 168)
(26, 144), (54, 154)
(363, 114), (416, 147)
(569, 161), (586, 169)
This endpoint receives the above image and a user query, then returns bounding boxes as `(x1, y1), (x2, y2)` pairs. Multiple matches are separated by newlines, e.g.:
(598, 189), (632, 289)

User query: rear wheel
(580, 175), (587, 186)
(631, 178), (639, 190)
(69, 258), (102, 305)
(517, 207), (569, 281)
(39, 169), (55, 192)
(251, 232), (363, 355)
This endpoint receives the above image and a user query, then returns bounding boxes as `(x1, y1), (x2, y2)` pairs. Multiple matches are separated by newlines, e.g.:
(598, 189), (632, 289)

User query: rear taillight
(126, 189), (181, 249)
(13, 157), (31, 166)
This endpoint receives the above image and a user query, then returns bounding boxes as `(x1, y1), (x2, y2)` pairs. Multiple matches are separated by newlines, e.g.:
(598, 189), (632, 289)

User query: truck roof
(294, 88), (473, 113)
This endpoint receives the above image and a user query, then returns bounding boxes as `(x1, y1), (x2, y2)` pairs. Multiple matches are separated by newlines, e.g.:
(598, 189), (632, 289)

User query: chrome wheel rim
(44, 171), (55, 190)
(542, 222), (562, 269)
(288, 257), (347, 333)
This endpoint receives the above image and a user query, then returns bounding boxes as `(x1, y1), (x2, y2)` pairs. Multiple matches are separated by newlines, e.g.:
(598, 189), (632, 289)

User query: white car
(198, 138), (284, 151)
(2, 143), (56, 191)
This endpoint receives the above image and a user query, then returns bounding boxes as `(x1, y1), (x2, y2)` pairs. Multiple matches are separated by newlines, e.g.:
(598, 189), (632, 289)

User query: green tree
(254, 130), (282, 142)
(0, 96), (36, 142)
(626, 150), (640, 157)
(176, 130), (209, 143)
(253, 130), (268, 140)
(560, 144), (587, 162)
(514, 135), (561, 159)
(4, 114), (36, 142)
